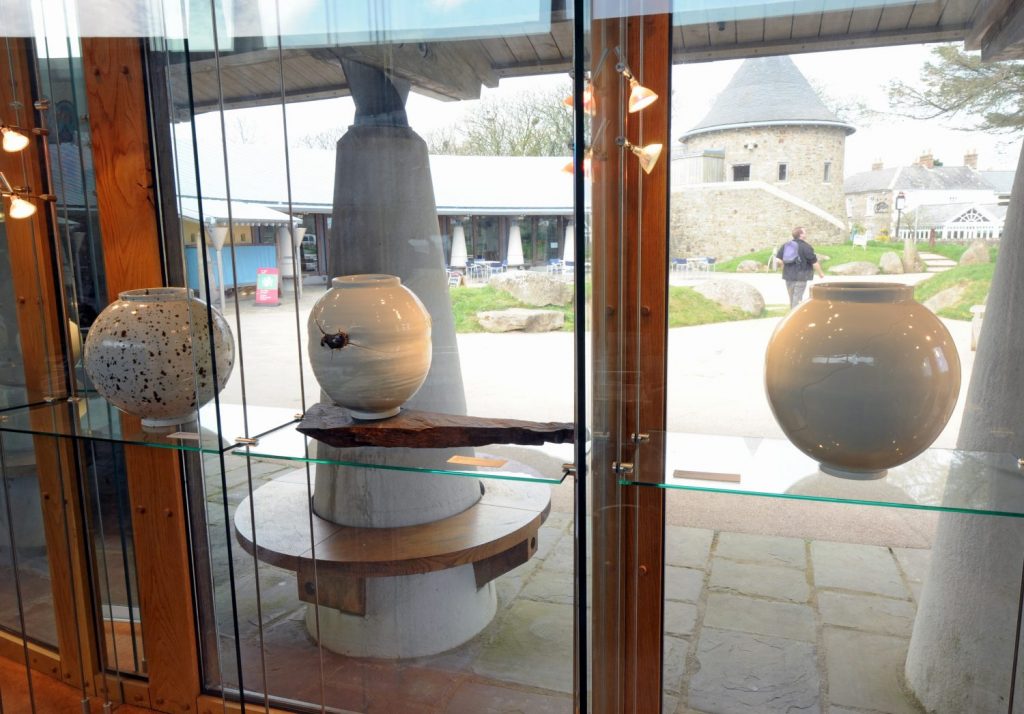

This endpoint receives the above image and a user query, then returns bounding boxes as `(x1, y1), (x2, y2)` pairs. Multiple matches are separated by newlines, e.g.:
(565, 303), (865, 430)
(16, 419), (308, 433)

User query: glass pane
(660, 8), (1024, 711)
(152, 0), (582, 709)
(0, 432), (57, 648)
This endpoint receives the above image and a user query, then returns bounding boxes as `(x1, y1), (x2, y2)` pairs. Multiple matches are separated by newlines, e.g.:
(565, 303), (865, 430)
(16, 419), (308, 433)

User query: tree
(294, 127), (346, 150)
(426, 83), (573, 156)
(888, 44), (1024, 133)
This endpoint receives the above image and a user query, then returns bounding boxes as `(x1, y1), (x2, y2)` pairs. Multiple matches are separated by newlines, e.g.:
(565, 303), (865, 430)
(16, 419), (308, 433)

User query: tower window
(732, 164), (750, 181)
(823, 161), (832, 183)
(778, 163), (788, 181)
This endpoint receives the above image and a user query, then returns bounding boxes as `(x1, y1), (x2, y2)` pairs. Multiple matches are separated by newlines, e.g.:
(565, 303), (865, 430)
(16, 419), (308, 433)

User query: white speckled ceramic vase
(308, 274), (432, 419)
(84, 287), (235, 428)
(765, 282), (961, 479)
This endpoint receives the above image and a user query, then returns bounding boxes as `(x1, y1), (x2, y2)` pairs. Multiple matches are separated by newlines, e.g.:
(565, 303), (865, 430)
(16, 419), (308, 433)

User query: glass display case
(1, 2), (588, 712)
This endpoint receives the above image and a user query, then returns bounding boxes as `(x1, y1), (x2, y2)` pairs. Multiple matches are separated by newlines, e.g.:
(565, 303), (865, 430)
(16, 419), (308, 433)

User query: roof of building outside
(980, 170), (1015, 194)
(679, 55), (856, 142)
(844, 164), (998, 194)
(172, 138), (575, 218)
(912, 202), (1006, 225)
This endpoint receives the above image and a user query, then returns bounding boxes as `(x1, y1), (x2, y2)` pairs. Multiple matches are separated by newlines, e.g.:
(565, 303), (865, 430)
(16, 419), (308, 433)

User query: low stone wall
(670, 186), (847, 261)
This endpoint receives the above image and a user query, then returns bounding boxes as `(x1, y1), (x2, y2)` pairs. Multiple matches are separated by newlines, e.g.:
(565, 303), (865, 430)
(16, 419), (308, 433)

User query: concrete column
(506, 219), (524, 268)
(310, 87), (490, 655)
(905, 143), (1024, 712)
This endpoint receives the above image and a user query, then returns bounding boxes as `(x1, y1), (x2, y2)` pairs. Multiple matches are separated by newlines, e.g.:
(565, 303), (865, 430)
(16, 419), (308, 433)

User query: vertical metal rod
(270, 1), (326, 710)
(205, 7), (271, 710)
(571, 2), (589, 712)
(179, 29), (249, 712)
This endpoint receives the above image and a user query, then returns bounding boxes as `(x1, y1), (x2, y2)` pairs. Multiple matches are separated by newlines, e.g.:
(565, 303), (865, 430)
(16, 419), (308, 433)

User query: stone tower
(672, 55), (855, 259)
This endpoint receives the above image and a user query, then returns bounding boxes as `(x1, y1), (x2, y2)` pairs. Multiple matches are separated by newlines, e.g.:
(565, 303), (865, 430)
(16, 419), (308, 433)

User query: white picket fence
(897, 222), (1002, 242)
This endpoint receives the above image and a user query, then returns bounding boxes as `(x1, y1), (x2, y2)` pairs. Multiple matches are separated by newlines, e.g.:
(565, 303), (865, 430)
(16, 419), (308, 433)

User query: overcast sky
(193, 41), (1023, 177)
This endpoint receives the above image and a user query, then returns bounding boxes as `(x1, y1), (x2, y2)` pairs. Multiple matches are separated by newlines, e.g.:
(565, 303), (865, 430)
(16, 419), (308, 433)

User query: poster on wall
(255, 268), (280, 306)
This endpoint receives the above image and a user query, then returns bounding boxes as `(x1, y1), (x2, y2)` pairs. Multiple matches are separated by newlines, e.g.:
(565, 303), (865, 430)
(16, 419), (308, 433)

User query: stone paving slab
(687, 627), (821, 714)
(667, 526), (714, 569)
(517, 562), (574, 605)
(811, 541), (909, 599)
(666, 566), (705, 603)
(703, 592), (816, 642)
(664, 635), (691, 695)
(818, 591), (916, 637)
(665, 600), (698, 636)
(709, 558), (810, 602)
(714, 531), (807, 569)
(823, 628), (921, 714)
(471, 599), (574, 694)
(893, 546), (931, 583)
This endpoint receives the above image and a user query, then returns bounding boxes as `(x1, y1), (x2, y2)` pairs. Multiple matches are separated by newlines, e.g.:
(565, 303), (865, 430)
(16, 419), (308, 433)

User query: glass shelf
(623, 432), (1024, 518)
(0, 394), (298, 454)
(232, 420), (574, 484)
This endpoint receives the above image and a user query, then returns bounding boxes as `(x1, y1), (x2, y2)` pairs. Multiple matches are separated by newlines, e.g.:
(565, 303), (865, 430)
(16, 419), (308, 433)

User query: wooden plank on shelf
(82, 37), (201, 714)
(234, 477), (550, 578)
(296, 402), (574, 449)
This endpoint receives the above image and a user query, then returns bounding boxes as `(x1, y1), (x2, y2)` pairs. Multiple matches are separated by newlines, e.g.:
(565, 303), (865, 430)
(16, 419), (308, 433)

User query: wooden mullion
(590, 12), (671, 714)
(0, 37), (101, 692)
(81, 37), (201, 713)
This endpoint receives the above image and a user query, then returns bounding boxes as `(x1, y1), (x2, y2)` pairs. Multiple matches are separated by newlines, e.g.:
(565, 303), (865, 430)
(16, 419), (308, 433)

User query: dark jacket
(777, 238), (818, 281)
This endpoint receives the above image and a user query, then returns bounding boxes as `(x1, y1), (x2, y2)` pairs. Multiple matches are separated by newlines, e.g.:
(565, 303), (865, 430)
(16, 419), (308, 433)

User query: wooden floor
(0, 656), (151, 714)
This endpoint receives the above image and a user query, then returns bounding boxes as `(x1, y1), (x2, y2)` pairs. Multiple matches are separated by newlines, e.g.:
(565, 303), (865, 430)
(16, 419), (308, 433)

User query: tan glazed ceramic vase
(308, 274), (432, 419)
(764, 282), (961, 479)
(84, 288), (235, 428)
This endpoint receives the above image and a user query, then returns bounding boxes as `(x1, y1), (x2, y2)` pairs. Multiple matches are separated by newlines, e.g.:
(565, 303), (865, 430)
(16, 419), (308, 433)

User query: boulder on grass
(879, 251), (905, 274)
(693, 279), (765, 316)
(737, 260), (762, 273)
(924, 286), (967, 314)
(477, 308), (565, 333)
(960, 241), (991, 265)
(489, 271), (573, 307)
(830, 261), (879, 276)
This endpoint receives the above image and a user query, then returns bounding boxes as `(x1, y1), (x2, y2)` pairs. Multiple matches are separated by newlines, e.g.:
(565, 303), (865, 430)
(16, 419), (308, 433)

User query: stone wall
(670, 185), (847, 260)
(679, 125), (847, 216)
(674, 124), (849, 260)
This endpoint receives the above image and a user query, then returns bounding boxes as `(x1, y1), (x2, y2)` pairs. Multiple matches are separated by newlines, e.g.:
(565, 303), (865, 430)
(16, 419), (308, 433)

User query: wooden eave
(164, 0), (1024, 117)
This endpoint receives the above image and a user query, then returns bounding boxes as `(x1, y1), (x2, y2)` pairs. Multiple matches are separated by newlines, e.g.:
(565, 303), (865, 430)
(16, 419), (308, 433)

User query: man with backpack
(777, 226), (825, 309)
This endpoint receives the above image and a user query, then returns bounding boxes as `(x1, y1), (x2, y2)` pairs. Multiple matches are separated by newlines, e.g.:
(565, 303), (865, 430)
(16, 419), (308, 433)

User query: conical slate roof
(680, 55), (855, 141)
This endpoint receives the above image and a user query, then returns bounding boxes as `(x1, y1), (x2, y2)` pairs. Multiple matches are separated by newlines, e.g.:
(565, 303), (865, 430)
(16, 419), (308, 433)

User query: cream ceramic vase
(308, 274), (432, 419)
(765, 282), (961, 479)
(84, 287), (235, 428)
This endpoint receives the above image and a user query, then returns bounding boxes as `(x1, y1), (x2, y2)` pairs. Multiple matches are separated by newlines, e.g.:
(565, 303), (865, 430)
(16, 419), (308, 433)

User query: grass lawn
(668, 286), (763, 326)
(713, 240), (896, 273)
(449, 285), (574, 332)
(914, 263), (995, 320)
(450, 283), (767, 332)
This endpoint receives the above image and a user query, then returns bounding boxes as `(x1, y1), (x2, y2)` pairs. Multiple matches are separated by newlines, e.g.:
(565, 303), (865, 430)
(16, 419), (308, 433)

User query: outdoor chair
(469, 263), (491, 281)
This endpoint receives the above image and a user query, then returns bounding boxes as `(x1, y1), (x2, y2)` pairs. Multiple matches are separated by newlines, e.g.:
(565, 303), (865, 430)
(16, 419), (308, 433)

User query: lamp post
(894, 191), (906, 240)
(896, 191), (918, 272)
